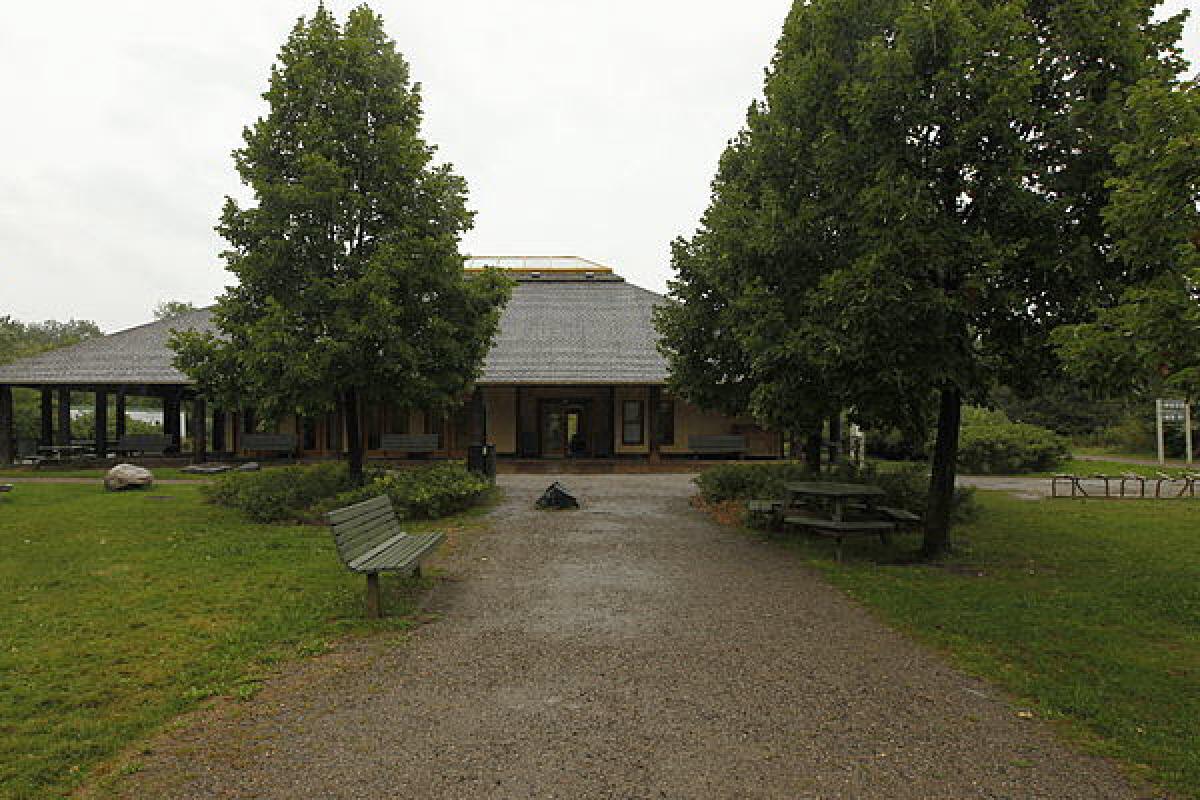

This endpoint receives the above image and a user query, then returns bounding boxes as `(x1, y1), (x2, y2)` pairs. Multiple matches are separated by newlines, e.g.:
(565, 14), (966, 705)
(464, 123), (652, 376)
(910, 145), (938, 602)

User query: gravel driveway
(116, 474), (1157, 799)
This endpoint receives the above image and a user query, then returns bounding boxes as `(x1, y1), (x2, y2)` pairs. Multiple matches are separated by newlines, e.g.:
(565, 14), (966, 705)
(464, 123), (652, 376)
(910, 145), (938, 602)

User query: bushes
(204, 461), (492, 523)
(203, 462), (357, 522)
(319, 462), (492, 520)
(694, 461), (977, 523)
(956, 407), (1069, 474)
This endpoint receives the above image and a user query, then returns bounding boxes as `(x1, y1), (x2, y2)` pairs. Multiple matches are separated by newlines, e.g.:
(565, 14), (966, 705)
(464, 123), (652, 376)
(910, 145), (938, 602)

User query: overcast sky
(2, 1), (1197, 332)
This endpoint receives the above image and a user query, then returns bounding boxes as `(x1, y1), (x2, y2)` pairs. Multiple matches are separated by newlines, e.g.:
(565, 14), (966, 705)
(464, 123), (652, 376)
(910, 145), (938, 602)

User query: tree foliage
(153, 301), (199, 320)
(658, 0), (1189, 555)
(1052, 80), (1200, 399)
(0, 317), (102, 365)
(171, 5), (510, 481)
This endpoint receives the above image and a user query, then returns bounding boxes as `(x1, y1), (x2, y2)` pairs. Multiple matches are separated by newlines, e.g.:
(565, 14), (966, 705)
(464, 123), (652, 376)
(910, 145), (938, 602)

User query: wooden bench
(241, 433), (298, 457)
(379, 433), (440, 454)
(688, 434), (747, 457)
(783, 514), (896, 561)
(327, 495), (444, 618)
(877, 505), (920, 526)
(116, 434), (174, 456)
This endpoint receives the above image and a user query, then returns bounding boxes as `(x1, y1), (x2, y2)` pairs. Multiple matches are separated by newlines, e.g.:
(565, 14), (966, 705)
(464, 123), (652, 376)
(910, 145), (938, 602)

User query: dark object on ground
(536, 481), (579, 510)
(181, 463), (234, 475)
(104, 464), (154, 491)
(237, 462), (261, 472)
(327, 494), (444, 618)
(0, 484), (12, 494)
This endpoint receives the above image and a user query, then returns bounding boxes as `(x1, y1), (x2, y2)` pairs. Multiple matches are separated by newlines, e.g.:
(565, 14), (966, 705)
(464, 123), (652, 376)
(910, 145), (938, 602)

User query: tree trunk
(828, 412), (843, 465)
(923, 386), (962, 558)
(345, 388), (364, 485)
(804, 428), (823, 475)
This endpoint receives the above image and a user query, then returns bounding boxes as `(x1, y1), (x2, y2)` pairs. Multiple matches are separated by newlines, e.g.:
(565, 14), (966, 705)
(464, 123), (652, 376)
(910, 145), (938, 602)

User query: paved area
(117, 474), (1157, 799)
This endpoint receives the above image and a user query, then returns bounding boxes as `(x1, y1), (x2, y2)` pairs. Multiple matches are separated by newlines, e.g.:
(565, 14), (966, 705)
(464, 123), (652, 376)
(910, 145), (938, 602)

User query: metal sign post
(1157, 398), (1166, 465)
(1156, 399), (1192, 466)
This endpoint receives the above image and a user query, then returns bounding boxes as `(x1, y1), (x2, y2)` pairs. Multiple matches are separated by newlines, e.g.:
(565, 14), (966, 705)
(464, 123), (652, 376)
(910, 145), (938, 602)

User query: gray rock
(104, 464), (154, 491)
(181, 464), (233, 474)
(237, 462), (261, 472)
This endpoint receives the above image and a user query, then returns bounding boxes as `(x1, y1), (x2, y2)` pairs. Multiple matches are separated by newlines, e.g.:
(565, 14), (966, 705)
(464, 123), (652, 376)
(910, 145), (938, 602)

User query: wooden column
(191, 397), (207, 464)
(470, 388), (486, 446)
(94, 389), (108, 460)
(163, 392), (181, 452)
(211, 408), (226, 454)
(115, 389), (127, 439)
(0, 385), (14, 465)
(39, 387), (54, 446)
(607, 386), (616, 458)
(515, 387), (524, 456)
(56, 387), (71, 445)
(647, 385), (660, 463)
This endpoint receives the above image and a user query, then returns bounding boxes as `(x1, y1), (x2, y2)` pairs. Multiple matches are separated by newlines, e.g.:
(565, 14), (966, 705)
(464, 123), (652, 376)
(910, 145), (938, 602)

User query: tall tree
(662, 0), (1188, 556)
(171, 5), (510, 482)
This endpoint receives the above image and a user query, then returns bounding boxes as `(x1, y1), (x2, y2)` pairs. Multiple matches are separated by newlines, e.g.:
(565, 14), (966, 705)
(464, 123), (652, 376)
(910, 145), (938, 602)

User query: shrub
(318, 462), (492, 520)
(957, 409), (1069, 474)
(203, 462), (356, 523)
(694, 461), (977, 524)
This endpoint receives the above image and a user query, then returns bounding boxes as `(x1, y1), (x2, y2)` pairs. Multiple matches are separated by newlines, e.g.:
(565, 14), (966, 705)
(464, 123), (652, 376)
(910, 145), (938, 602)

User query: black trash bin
(468, 444), (497, 483)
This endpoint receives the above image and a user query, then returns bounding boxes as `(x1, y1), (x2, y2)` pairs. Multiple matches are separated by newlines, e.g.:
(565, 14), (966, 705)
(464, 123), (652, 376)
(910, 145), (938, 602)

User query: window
(655, 396), (675, 446)
(622, 399), (644, 445)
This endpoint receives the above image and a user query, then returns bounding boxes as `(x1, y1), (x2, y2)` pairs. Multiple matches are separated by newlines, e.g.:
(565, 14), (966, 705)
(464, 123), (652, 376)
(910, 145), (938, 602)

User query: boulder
(104, 464), (154, 491)
(237, 462), (261, 472)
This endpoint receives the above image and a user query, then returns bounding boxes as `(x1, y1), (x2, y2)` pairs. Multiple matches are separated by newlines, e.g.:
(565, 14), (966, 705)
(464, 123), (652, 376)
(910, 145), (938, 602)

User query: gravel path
(116, 474), (1158, 799)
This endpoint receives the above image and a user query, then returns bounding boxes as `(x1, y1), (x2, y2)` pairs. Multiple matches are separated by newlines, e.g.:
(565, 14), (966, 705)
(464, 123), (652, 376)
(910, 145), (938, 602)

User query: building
(0, 258), (781, 463)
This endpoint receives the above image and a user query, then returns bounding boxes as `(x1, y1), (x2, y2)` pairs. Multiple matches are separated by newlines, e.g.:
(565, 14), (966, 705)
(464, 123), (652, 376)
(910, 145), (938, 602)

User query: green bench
(241, 433), (298, 458)
(379, 433), (441, 454)
(116, 433), (174, 456)
(327, 495), (444, 618)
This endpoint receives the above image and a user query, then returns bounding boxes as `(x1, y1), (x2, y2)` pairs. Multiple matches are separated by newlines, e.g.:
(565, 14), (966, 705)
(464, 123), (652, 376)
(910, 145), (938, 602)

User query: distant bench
(116, 434), (174, 456)
(241, 433), (298, 457)
(379, 433), (440, 454)
(688, 434), (746, 457)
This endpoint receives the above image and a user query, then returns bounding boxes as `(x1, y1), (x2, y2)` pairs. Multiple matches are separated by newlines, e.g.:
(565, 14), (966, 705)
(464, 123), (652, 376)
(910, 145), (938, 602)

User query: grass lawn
(753, 492), (1200, 797)
(0, 467), (207, 481)
(0, 483), (486, 798)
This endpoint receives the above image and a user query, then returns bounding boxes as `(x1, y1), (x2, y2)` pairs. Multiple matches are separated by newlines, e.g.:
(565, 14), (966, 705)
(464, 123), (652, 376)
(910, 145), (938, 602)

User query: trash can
(468, 444), (497, 483)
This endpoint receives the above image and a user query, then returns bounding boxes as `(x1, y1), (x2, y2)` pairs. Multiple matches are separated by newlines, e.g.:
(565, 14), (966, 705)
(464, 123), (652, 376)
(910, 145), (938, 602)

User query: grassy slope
(0, 483), (475, 798)
(776, 493), (1200, 797)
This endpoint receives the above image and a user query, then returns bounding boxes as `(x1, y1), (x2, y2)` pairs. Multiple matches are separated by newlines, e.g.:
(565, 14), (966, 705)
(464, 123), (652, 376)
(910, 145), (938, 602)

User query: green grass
(0, 467), (207, 481)
(755, 493), (1200, 797)
(0, 483), (479, 798)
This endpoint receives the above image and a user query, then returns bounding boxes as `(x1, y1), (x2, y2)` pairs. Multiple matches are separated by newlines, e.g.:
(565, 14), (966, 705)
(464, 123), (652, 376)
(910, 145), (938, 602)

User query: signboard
(1155, 399), (1193, 465)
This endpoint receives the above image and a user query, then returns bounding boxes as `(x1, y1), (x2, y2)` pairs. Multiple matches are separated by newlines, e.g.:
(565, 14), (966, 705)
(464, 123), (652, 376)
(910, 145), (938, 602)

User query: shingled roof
(0, 275), (670, 386)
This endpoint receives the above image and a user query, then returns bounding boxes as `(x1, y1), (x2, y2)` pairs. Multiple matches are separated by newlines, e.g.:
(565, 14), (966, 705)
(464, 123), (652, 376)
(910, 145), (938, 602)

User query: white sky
(1, 1), (1197, 332)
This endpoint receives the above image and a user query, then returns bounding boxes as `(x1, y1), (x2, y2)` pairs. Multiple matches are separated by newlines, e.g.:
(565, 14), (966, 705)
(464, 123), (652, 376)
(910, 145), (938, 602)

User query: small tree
(172, 5), (510, 482)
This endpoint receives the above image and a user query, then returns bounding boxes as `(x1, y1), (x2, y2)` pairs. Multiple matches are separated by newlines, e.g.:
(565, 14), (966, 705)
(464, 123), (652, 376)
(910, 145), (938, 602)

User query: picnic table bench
(116, 434), (174, 456)
(689, 434), (746, 458)
(327, 495), (444, 618)
(241, 433), (298, 458)
(379, 433), (440, 454)
(748, 481), (919, 560)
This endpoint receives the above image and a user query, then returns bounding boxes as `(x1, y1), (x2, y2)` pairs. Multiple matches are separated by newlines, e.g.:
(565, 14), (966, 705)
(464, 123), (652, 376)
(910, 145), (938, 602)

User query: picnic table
(747, 481), (920, 561)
